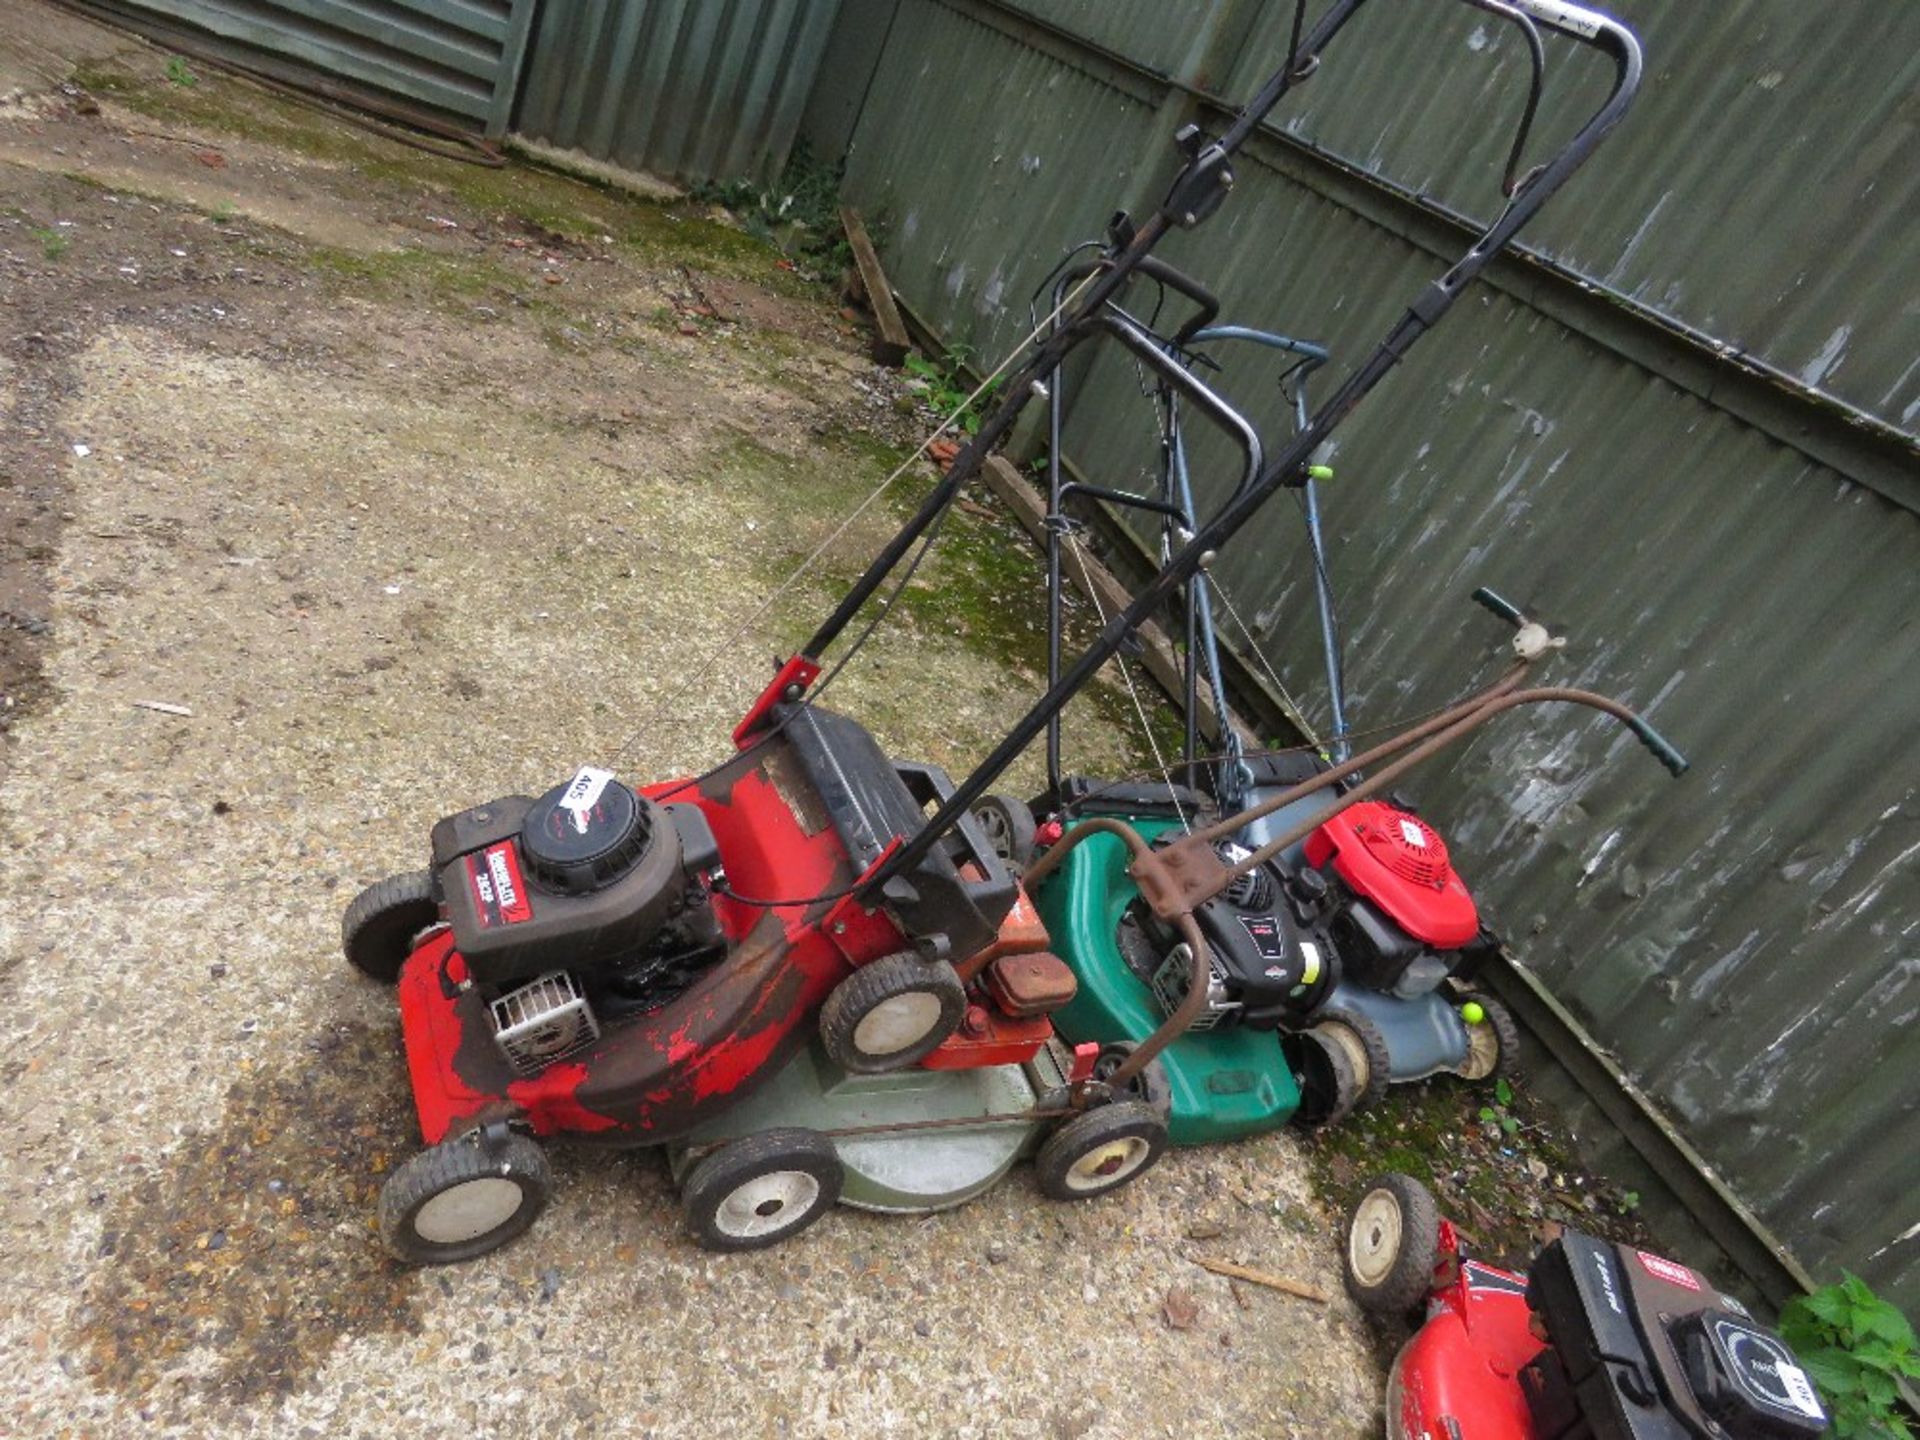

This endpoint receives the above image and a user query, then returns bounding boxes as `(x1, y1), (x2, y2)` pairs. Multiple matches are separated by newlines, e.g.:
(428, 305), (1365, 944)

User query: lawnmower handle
(1627, 716), (1689, 777)
(1469, 587), (1683, 771)
(1056, 254), (1222, 348)
(1471, 586), (1527, 626)
(1501, 0), (1615, 42)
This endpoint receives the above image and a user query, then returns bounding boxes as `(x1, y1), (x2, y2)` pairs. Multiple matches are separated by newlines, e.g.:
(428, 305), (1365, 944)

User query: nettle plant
(1778, 1272), (1919, 1438)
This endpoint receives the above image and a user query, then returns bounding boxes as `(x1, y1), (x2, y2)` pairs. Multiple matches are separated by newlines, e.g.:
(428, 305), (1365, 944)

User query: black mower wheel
(1089, 1041), (1173, 1122)
(969, 793), (1037, 874)
(342, 871), (438, 983)
(1344, 1173), (1441, 1317)
(1454, 993), (1521, 1082)
(1285, 1028), (1363, 1130)
(1035, 1100), (1168, 1202)
(1312, 1006), (1392, 1111)
(379, 1131), (551, 1265)
(682, 1128), (843, 1252)
(819, 952), (967, 1074)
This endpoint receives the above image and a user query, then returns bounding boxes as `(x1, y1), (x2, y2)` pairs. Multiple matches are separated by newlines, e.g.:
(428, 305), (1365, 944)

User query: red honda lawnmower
(1342, 1175), (1830, 1440)
(339, 0), (1648, 1263)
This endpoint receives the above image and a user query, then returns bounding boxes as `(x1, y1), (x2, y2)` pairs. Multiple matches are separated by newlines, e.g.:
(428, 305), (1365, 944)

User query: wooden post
(839, 206), (911, 367)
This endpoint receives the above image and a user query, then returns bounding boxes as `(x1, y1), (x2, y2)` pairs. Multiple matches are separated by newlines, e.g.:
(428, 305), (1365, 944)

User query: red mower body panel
(1390, 1246), (1543, 1440)
(1306, 802), (1479, 949)
(397, 735), (1057, 1146)
(400, 741), (894, 1146)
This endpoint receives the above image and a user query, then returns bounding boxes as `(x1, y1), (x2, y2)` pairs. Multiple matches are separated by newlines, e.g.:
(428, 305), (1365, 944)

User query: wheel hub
(413, 1176), (525, 1244)
(852, 992), (942, 1056)
(715, 1171), (822, 1240)
(1321, 1021), (1373, 1090)
(1460, 1023), (1499, 1080)
(1066, 1137), (1150, 1192)
(1348, 1189), (1405, 1286)
(976, 808), (1013, 860)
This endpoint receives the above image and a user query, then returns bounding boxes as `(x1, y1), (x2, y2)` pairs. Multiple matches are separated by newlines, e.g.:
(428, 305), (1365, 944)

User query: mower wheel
(1285, 1029), (1363, 1130)
(1311, 1007), (1391, 1111)
(379, 1131), (551, 1265)
(1454, 993), (1520, 1082)
(1344, 1173), (1441, 1317)
(1090, 1041), (1173, 1122)
(682, 1128), (843, 1252)
(1035, 1100), (1167, 1202)
(969, 793), (1037, 874)
(819, 952), (967, 1074)
(342, 871), (438, 983)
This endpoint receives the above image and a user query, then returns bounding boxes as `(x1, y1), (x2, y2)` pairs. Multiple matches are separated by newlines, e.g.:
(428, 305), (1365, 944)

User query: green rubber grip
(1471, 586), (1525, 626)
(1630, 718), (1690, 777)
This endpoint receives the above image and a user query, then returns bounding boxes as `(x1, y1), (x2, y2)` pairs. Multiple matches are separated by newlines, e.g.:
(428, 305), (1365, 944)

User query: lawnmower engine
(1519, 1231), (1829, 1440)
(1305, 799), (1485, 995)
(1294, 799), (1506, 1081)
(1117, 837), (1336, 1031)
(429, 766), (725, 1075)
(1116, 797), (1509, 1088)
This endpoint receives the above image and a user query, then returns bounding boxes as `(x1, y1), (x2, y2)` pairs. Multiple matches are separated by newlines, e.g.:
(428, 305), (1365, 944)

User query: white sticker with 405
(560, 765), (616, 832)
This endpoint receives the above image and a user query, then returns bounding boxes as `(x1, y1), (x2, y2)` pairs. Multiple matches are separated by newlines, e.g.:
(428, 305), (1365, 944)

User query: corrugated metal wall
(77, 0), (536, 135)
(514, 0), (845, 186)
(833, 0), (1919, 1306)
(1219, 0), (1920, 438)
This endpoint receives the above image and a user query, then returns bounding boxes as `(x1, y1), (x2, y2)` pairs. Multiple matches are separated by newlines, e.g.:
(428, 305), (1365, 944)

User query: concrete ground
(0, 4), (1387, 1436)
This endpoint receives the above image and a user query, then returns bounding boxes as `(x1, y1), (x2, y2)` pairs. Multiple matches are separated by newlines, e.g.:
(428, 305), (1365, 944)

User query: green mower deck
(670, 1038), (1063, 1212)
(1033, 821), (1302, 1145)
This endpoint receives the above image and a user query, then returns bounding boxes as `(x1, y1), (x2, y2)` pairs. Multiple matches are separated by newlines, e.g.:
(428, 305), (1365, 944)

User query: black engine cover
(1189, 852), (1333, 1026)
(431, 769), (690, 986)
(1523, 1233), (1827, 1440)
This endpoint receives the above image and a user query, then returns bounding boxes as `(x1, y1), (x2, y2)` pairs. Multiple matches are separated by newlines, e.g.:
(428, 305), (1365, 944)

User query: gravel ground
(0, 6), (1386, 1437)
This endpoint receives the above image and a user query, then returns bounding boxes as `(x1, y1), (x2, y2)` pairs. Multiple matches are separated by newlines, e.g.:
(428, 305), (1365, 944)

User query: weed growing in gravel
(30, 226), (69, 259)
(1780, 1274), (1919, 1438)
(904, 347), (1004, 435)
(691, 141), (854, 275)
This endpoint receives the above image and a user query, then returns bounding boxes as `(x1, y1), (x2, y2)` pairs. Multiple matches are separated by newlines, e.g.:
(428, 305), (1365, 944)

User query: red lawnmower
(341, 0), (1648, 1262)
(1342, 1175), (1829, 1440)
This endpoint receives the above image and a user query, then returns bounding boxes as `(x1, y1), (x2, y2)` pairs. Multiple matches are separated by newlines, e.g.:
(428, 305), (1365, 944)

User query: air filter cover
(1305, 801), (1479, 949)
(520, 766), (650, 894)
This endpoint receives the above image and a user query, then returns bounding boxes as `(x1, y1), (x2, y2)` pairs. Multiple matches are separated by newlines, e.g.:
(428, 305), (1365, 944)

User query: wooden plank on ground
(1190, 1256), (1330, 1304)
(981, 455), (1244, 746)
(839, 206), (911, 367)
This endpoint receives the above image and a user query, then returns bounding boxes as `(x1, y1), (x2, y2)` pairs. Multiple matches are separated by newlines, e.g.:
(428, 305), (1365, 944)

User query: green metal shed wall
(75, 0), (536, 135)
(834, 0), (1919, 1306)
(514, 0), (845, 186)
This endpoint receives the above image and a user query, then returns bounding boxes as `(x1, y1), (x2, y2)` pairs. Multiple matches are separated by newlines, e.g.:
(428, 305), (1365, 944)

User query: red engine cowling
(1305, 801), (1479, 950)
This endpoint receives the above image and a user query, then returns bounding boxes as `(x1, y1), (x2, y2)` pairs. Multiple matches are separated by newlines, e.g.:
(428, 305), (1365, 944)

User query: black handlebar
(831, 0), (1646, 896)
(1057, 255), (1222, 347)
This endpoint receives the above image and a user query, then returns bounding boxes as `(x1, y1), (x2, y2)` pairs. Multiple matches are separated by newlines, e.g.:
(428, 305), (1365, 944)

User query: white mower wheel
(379, 1132), (551, 1265)
(682, 1129), (844, 1253)
(1343, 1173), (1441, 1316)
(1034, 1101), (1167, 1202)
(1455, 993), (1521, 1081)
(818, 952), (967, 1074)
